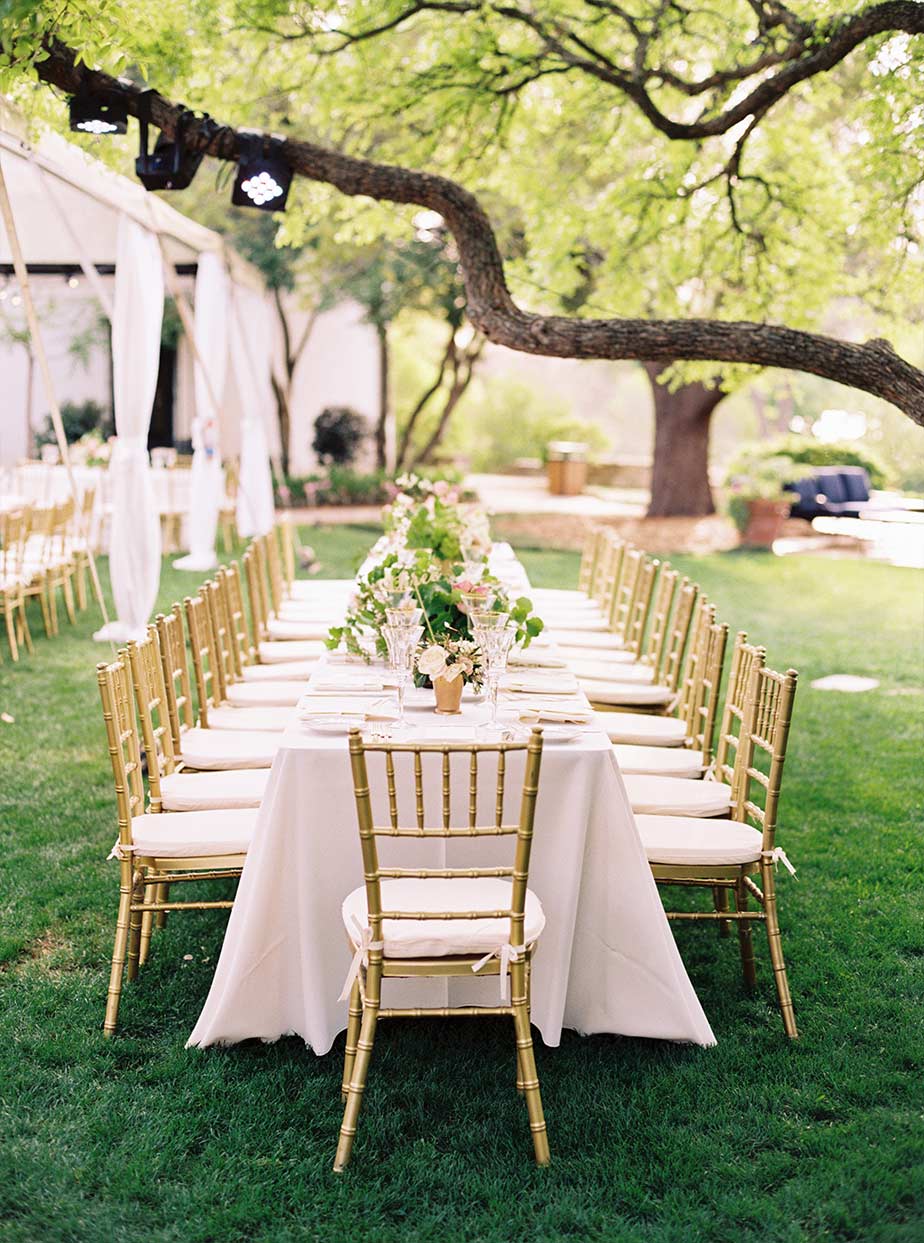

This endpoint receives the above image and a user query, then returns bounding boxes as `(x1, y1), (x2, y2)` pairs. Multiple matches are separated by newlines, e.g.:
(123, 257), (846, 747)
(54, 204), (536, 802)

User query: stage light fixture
(68, 85), (128, 135)
(135, 97), (206, 191)
(231, 132), (292, 212)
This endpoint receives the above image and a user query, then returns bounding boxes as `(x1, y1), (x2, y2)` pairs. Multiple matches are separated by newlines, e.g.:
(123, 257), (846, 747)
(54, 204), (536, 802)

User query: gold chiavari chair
(218, 459), (239, 555)
(569, 558), (669, 682)
(530, 525), (608, 611)
(254, 534), (338, 641)
(185, 591), (293, 732)
(221, 560), (319, 682)
(208, 571), (309, 707)
(69, 485), (97, 611)
(21, 504), (57, 638)
(275, 516), (357, 607)
(127, 626), (268, 814)
(0, 508), (33, 661)
(637, 661), (800, 1038)
(242, 544), (326, 665)
(621, 635), (765, 818)
(581, 576), (701, 712)
(96, 657), (256, 1035)
(154, 604), (281, 771)
(613, 618), (729, 780)
(44, 499), (78, 631)
(595, 595), (712, 746)
(335, 727), (549, 1171)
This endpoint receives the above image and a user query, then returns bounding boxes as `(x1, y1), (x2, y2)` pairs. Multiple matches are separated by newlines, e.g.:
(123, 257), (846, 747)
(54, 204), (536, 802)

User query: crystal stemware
(479, 623), (516, 733)
(382, 622), (423, 729)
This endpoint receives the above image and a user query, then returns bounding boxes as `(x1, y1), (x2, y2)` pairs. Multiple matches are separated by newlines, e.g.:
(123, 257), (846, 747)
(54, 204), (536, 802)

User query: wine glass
(479, 622), (516, 734)
(382, 623), (423, 730)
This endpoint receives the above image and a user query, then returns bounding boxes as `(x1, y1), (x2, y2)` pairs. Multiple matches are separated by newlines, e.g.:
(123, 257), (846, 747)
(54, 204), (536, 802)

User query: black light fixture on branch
(68, 83), (127, 135)
(135, 93), (207, 191)
(231, 131), (292, 212)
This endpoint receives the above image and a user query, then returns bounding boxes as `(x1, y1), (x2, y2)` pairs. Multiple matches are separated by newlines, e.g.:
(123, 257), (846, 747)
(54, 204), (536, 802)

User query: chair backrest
(155, 605), (196, 747)
(610, 547), (643, 641)
(714, 634), (766, 796)
(126, 626), (181, 811)
(348, 729), (545, 954)
(680, 618), (729, 766)
(278, 519), (297, 596)
(184, 594), (223, 726)
(623, 555), (661, 659)
(97, 658), (145, 846)
(591, 532), (623, 607)
(733, 663), (798, 850)
(244, 542), (272, 643)
(658, 578), (700, 693)
(0, 508), (29, 581)
(262, 531), (286, 614)
(577, 526), (602, 594)
(216, 564), (250, 677)
(203, 579), (236, 698)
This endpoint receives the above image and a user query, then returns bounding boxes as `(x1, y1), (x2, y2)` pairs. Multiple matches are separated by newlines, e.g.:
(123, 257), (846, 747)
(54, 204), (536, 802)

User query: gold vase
(433, 675), (463, 714)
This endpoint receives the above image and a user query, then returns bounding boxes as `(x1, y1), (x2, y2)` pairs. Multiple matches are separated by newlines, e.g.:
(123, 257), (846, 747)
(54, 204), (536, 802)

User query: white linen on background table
(187, 544), (715, 1052)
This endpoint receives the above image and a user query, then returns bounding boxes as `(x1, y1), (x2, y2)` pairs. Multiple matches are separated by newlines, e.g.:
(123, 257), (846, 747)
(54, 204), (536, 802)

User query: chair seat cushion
(545, 615), (610, 633)
(624, 774), (731, 817)
(179, 727), (281, 770)
(126, 808), (256, 857)
(550, 630), (629, 651)
(288, 578), (353, 600)
(259, 639), (326, 663)
(636, 814), (763, 867)
(595, 712), (687, 746)
(342, 878), (545, 959)
(242, 659), (318, 682)
(278, 601), (344, 623)
(206, 705), (292, 732)
(571, 660), (654, 685)
(560, 646), (637, 666)
(531, 588), (592, 604)
(226, 680), (307, 707)
(583, 681), (673, 707)
(614, 744), (703, 778)
(266, 617), (332, 641)
(159, 769), (269, 811)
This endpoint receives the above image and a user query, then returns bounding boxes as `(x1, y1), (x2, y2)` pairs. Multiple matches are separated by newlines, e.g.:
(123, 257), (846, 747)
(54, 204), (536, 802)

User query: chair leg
(713, 884), (731, 937)
(104, 868), (134, 1037)
(18, 600), (33, 654)
(126, 873), (145, 982)
(46, 581), (58, 636)
(76, 559), (87, 611)
(735, 875), (757, 989)
(37, 582), (53, 637)
(334, 964), (381, 1172)
(138, 882), (157, 967)
(155, 881), (170, 930)
(341, 978), (363, 1102)
(62, 573), (77, 625)
(760, 859), (798, 1039)
(510, 959), (550, 1166)
(4, 601), (19, 661)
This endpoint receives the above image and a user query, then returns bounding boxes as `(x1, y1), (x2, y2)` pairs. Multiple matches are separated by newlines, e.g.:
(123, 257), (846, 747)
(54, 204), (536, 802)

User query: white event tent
(0, 102), (278, 641)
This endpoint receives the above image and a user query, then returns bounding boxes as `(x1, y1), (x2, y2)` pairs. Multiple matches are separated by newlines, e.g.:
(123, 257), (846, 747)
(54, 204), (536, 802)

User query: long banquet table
(188, 546), (715, 1051)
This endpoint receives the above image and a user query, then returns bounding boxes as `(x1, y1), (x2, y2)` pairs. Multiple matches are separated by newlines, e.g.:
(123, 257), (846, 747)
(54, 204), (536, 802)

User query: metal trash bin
(546, 441), (588, 496)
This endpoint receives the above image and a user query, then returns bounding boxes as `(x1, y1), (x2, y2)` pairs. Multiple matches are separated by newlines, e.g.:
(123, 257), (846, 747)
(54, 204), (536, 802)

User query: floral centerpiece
(418, 636), (484, 713)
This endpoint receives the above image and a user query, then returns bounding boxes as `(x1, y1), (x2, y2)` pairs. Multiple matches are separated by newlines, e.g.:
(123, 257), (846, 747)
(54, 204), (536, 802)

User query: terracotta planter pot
(741, 498), (790, 548)
(433, 675), (464, 714)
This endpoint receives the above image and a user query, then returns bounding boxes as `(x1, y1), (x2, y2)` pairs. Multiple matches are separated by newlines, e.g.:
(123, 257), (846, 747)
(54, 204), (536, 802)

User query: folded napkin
(309, 677), (389, 693)
(298, 696), (397, 721)
(503, 674), (580, 696)
(516, 704), (594, 725)
(325, 651), (375, 666)
(508, 650), (568, 670)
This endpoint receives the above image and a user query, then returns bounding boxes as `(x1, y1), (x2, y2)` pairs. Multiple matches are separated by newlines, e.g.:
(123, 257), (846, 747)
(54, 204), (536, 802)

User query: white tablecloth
(188, 550), (715, 1052)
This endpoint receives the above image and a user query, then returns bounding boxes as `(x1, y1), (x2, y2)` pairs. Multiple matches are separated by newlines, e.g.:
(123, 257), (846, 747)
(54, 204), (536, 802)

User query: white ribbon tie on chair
(763, 847), (797, 878)
(472, 943), (527, 1003)
(338, 917), (384, 1002)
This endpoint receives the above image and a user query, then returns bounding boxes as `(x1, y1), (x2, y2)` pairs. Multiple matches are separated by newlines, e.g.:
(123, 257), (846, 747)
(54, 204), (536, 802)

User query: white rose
(418, 645), (448, 678)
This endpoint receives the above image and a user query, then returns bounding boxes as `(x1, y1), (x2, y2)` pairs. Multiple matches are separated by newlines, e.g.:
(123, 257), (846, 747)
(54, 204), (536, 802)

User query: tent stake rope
(0, 152), (114, 647)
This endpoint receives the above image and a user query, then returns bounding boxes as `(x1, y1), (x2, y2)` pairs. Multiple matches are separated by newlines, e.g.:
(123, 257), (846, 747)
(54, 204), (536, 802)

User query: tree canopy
(2, 2), (923, 422)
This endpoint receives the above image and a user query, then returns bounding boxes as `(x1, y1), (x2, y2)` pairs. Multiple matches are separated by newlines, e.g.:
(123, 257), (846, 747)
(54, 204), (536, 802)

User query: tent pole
(0, 153), (113, 640)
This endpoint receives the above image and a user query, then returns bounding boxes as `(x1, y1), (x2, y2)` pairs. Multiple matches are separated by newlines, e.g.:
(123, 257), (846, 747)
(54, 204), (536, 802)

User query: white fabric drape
(174, 250), (229, 571)
(94, 216), (164, 643)
(230, 284), (276, 537)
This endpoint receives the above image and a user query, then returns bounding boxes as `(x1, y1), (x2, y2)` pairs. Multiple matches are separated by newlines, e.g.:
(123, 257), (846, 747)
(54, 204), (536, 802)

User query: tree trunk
(643, 363), (726, 517)
(374, 322), (389, 471)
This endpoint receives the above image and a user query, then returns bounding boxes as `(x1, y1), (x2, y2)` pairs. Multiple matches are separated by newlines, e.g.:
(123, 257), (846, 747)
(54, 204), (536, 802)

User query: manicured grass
(1, 530), (922, 1242)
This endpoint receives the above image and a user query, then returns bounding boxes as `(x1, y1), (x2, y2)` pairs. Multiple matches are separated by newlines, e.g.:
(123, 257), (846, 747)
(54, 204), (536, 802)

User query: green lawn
(1, 529), (922, 1243)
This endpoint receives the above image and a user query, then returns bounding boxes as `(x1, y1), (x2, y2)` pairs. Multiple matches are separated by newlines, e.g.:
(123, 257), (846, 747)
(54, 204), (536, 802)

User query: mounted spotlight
(68, 84), (127, 135)
(231, 131), (292, 212)
(135, 94), (207, 191)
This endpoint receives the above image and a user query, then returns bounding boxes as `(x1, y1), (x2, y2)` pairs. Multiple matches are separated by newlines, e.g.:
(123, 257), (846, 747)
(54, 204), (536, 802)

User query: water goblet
(382, 622), (423, 730)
